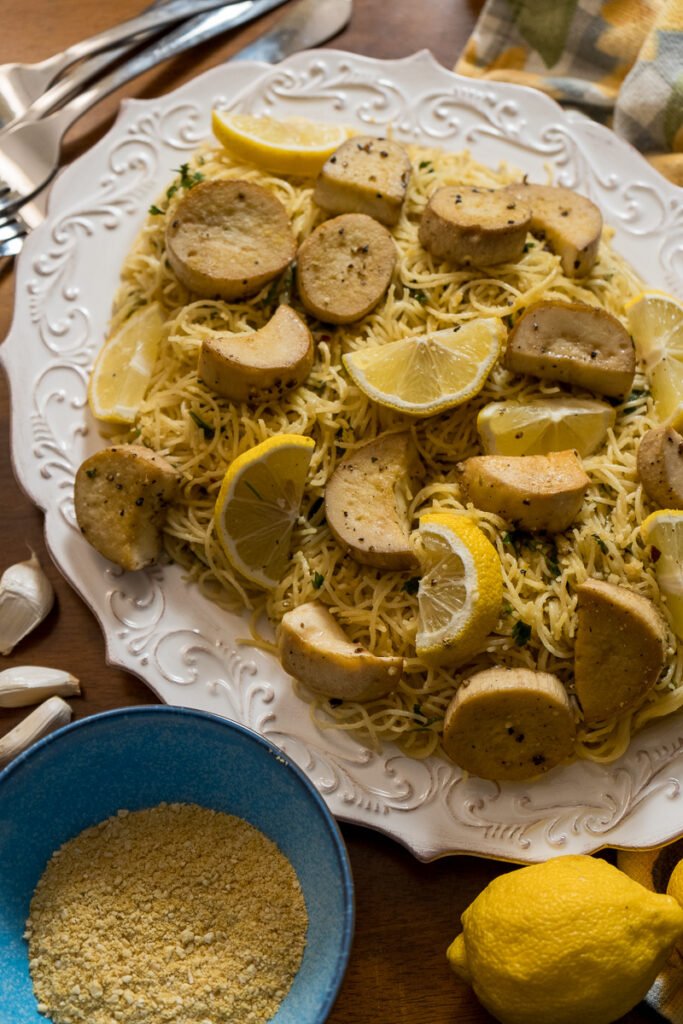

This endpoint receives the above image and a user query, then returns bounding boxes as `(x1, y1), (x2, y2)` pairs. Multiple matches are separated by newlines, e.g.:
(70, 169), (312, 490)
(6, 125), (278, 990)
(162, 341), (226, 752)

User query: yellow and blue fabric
(456, 0), (683, 182)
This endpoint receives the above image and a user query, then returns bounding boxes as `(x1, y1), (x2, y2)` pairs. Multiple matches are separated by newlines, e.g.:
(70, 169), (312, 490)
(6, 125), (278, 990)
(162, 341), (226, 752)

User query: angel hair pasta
(103, 129), (681, 770)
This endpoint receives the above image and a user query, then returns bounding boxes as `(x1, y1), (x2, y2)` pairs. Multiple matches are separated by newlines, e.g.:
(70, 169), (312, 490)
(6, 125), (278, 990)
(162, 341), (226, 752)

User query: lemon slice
(415, 511), (503, 665)
(214, 434), (315, 589)
(640, 509), (683, 639)
(343, 319), (505, 417)
(87, 303), (164, 424)
(211, 111), (347, 176)
(477, 397), (615, 457)
(627, 290), (683, 426)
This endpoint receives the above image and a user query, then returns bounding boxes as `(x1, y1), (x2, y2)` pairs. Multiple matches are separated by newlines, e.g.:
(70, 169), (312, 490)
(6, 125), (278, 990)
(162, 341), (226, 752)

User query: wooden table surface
(0, 3), (665, 1023)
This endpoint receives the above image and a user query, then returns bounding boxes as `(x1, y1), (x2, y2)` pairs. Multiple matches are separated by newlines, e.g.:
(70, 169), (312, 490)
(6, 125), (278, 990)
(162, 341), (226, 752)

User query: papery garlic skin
(0, 696), (72, 767)
(0, 552), (54, 655)
(0, 666), (80, 708)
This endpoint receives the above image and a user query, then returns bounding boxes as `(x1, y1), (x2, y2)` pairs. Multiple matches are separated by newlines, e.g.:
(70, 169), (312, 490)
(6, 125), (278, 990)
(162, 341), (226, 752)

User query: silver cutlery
(0, 0), (289, 224)
(0, 0), (252, 132)
(0, 0), (353, 259)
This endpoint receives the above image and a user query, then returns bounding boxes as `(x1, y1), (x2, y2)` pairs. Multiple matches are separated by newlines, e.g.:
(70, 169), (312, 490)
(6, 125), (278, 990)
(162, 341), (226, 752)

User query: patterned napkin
(455, 0), (683, 185)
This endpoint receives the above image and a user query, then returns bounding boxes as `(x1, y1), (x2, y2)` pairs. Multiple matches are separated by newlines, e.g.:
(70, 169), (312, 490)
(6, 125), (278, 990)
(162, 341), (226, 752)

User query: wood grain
(0, 3), (662, 1022)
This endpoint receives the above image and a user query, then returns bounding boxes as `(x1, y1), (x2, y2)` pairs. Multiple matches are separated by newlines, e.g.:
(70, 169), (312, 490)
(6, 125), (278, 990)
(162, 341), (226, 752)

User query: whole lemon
(447, 854), (683, 1024)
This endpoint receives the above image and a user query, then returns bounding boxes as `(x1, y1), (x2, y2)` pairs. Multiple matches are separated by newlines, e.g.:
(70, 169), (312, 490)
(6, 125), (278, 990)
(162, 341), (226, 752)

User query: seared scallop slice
(198, 305), (313, 403)
(504, 300), (635, 399)
(165, 179), (296, 300)
(297, 213), (396, 324)
(313, 135), (412, 226)
(418, 185), (531, 267)
(325, 432), (418, 570)
(504, 182), (602, 277)
(279, 601), (403, 701)
(75, 445), (177, 572)
(637, 425), (683, 509)
(456, 449), (589, 533)
(442, 667), (576, 781)
(574, 579), (667, 726)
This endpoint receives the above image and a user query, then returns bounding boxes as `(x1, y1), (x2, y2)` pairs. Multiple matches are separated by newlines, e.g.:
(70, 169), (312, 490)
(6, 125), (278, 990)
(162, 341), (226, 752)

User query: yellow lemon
(640, 509), (683, 639)
(214, 434), (315, 589)
(626, 290), (683, 427)
(415, 511), (502, 665)
(211, 111), (347, 176)
(447, 854), (683, 1024)
(87, 303), (164, 424)
(477, 397), (615, 457)
(342, 318), (505, 417)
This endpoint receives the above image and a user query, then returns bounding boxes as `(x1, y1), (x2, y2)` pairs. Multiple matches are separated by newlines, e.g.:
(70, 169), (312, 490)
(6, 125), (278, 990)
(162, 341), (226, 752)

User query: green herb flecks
(189, 411), (215, 439)
(402, 577), (420, 596)
(512, 620), (531, 647)
(311, 571), (325, 590)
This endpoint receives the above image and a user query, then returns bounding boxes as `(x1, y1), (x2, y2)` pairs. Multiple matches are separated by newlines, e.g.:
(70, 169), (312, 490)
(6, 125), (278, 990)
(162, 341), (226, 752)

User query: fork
(0, 0), (288, 223)
(0, 0), (247, 131)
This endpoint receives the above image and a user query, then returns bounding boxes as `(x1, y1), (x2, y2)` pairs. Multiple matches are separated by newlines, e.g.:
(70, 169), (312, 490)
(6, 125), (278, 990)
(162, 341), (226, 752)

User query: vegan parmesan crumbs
(24, 803), (308, 1024)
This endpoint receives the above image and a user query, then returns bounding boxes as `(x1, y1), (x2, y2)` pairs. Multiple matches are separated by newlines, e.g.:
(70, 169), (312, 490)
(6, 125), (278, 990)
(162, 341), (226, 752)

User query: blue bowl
(0, 705), (354, 1024)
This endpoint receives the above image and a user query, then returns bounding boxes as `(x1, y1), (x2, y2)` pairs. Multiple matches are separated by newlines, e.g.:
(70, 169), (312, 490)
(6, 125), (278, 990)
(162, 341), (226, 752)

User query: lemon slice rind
(343, 319), (505, 417)
(416, 511), (503, 665)
(214, 434), (315, 589)
(212, 111), (347, 176)
(87, 303), (164, 425)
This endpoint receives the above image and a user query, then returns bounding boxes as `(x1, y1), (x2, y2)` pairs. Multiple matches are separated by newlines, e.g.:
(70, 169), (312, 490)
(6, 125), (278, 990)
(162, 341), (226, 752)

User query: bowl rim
(0, 703), (355, 1024)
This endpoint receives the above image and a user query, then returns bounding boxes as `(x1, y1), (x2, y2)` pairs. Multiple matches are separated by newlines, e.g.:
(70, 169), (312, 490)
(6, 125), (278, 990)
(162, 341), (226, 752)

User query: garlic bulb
(0, 666), (80, 708)
(0, 696), (72, 768)
(0, 552), (54, 655)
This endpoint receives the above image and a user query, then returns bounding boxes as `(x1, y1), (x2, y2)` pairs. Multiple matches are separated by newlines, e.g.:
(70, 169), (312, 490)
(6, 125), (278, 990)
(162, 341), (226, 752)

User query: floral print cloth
(456, 0), (683, 181)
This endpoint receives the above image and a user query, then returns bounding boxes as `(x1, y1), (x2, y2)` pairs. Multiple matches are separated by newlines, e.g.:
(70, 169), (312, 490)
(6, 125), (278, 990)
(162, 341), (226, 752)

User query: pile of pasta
(109, 135), (680, 766)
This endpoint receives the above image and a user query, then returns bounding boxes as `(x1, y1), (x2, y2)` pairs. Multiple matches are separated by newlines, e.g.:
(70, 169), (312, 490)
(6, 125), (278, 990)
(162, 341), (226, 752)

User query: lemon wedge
(211, 111), (347, 176)
(477, 397), (615, 457)
(342, 319), (505, 417)
(415, 511), (503, 665)
(87, 303), (164, 424)
(214, 434), (315, 589)
(640, 509), (683, 639)
(627, 290), (683, 427)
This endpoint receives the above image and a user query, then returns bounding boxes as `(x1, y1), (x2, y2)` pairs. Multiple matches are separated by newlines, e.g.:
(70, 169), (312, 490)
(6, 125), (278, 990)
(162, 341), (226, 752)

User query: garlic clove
(0, 696), (72, 768)
(0, 666), (80, 708)
(0, 552), (54, 655)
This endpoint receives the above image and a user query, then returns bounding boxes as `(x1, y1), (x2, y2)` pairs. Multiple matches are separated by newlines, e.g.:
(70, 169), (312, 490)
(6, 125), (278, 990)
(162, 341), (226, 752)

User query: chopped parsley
(408, 287), (429, 305)
(189, 411), (215, 439)
(166, 162), (204, 201)
(418, 160), (433, 171)
(512, 620), (532, 647)
(593, 534), (609, 555)
(311, 571), (325, 590)
(148, 204), (164, 216)
(402, 576), (420, 596)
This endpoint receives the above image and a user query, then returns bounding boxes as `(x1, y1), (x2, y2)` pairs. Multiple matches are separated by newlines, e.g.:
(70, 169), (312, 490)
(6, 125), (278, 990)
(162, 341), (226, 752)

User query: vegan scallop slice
(418, 185), (532, 267)
(297, 212), (396, 324)
(504, 182), (602, 277)
(165, 179), (296, 300)
(324, 432), (418, 570)
(314, 135), (412, 226)
(442, 667), (576, 781)
(504, 300), (635, 398)
(574, 579), (667, 726)
(75, 445), (177, 572)
(198, 305), (313, 403)
(456, 449), (589, 533)
(637, 425), (683, 509)
(279, 600), (403, 701)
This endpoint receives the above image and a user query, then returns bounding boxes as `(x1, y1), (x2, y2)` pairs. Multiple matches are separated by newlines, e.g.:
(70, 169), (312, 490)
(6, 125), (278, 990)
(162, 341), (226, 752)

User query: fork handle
(39, 0), (249, 84)
(42, 0), (285, 136)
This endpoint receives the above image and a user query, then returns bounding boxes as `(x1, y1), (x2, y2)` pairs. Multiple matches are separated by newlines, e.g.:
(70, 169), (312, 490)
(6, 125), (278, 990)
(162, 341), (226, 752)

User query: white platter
(5, 49), (683, 863)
